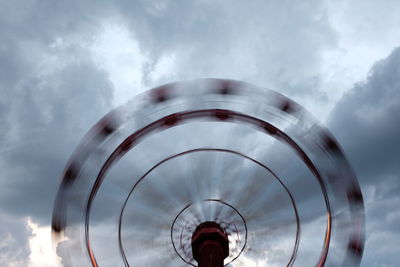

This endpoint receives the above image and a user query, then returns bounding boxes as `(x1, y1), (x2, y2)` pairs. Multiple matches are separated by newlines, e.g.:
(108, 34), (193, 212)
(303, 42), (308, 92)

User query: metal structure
(52, 79), (365, 266)
(191, 221), (229, 267)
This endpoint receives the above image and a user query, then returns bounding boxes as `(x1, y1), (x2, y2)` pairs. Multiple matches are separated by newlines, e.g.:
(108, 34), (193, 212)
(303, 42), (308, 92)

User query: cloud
(328, 47), (400, 266)
(329, 46), (400, 186)
(0, 1), (115, 225)
(0, 215), (32, 267)
(115, 0), (338, 98)
(0, 2), (117, 264)
(0, 59), (114, 223)
(0, 0), (399, 266)
(0, 0), (340, 223)
(360, 181), (400, 266)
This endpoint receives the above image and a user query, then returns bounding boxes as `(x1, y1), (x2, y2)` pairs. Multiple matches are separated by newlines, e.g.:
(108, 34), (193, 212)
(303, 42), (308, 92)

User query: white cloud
(28, 219), (61, 267)
(89, 21), (150, 106)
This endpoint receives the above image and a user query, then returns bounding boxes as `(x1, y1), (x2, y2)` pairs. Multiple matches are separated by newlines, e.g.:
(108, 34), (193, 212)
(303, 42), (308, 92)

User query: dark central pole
(191, 221), (229, 267)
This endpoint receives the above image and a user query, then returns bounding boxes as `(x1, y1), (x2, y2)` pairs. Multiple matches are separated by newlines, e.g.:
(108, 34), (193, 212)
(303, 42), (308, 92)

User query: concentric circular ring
(170, 198), (248, 266)
(87, 110), (329, 266)
(52, 79), (365, 267)
(117, 148), (301, 266)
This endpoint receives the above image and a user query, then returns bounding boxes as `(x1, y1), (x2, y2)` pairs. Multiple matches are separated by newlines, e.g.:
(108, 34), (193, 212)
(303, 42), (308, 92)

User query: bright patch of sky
(323, 0), (400, 100)
(90, 21), (177, 107)
(28, 219), (61, 267)
(90, 22), (147, 106)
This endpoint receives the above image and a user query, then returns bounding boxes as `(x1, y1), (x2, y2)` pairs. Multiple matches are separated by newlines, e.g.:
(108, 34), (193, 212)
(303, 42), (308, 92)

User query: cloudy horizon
(1, 1), (399, 266)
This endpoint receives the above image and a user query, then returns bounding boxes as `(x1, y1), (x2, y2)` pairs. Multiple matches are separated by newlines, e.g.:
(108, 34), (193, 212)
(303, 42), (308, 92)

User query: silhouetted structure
(192, 221), (229, 267)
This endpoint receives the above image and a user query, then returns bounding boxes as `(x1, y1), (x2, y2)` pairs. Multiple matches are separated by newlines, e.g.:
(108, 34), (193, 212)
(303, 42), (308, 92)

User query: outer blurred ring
(52, 79), (365, 267)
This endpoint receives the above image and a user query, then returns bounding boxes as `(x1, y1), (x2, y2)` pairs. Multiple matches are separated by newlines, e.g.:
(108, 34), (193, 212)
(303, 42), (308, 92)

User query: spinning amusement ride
(52, 79), (365, 266)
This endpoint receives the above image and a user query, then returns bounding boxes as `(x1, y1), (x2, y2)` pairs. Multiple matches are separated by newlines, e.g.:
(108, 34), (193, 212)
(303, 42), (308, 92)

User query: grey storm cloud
(0, 0), (339, 224)
(329, 47), (400, 186)
(0, 1), (115, 265)
(0, 60), (113, 265)
(0, 0), (113, 221)
(328, 47), (400, 266)
(0, 62), (113, 221)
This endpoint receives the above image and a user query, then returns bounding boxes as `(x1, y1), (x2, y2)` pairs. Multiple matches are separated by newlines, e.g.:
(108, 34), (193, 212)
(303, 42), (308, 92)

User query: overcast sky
(0, 0), (399, 266)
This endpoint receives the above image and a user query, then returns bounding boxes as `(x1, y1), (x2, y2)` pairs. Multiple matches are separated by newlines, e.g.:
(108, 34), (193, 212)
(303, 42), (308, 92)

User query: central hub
(191, 221), (229, 267)
(171, 200), (247, 266)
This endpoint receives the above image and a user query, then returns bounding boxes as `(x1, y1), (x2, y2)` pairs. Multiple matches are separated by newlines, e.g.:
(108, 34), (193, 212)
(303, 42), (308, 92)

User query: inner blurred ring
(170, 198), (248, 266)
(117, 148), (300, 267)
